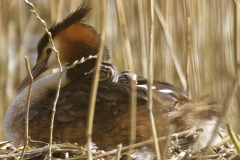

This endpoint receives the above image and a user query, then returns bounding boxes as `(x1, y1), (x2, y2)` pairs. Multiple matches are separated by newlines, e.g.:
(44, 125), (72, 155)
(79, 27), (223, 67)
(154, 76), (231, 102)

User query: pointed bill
(17, 60), (48, 91)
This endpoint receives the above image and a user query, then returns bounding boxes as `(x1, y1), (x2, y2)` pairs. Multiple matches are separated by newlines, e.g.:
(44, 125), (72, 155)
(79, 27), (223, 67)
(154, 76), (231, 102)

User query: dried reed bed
(0, 0), (239, 153)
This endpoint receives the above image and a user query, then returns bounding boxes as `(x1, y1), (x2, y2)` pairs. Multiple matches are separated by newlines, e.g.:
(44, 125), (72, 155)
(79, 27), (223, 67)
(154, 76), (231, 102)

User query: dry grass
(0, 0), (239, 157)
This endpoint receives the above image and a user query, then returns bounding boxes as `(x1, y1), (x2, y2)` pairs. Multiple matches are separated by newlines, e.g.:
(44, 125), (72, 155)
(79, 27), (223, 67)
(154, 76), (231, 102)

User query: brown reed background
(0, 0), (239, 143)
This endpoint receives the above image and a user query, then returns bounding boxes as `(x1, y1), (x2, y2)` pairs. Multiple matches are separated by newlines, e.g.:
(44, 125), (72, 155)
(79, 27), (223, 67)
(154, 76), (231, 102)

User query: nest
(0, 128), (239, 160)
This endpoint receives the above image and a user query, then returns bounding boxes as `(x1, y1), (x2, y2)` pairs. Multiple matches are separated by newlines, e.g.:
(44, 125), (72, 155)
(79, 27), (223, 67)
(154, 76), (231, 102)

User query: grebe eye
(46, 48), (52, 54)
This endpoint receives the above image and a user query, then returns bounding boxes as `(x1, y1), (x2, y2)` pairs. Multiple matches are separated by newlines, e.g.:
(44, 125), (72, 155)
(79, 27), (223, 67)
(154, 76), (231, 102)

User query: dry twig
(115, 144), (122, 160)
(115, 1), (137, 158)
(213, 136), (231, 148)
(24, 1), (62, 159)
(62, 55), (98, 73)
(20, 56), (33, 160)
(86, 1), (106, 159)
(185, 0), (192, 98)
(154, 4), (187, 91)
(147, 0), (161, 160)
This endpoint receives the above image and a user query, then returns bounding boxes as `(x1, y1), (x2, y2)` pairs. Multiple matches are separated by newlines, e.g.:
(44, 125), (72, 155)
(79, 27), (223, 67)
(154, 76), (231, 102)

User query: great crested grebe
(4, 4), (222, 150)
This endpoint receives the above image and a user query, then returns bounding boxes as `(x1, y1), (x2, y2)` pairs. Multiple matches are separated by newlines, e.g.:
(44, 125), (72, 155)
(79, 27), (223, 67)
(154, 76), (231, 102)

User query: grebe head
(18, 4), (109, 91)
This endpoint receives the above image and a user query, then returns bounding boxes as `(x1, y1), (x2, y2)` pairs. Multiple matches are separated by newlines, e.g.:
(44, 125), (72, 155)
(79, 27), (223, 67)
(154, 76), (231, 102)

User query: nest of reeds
(0, 127), (239, 159)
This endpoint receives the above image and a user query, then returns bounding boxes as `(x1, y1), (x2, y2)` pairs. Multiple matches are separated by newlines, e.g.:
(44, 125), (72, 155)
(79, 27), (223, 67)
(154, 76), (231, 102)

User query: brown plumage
(4, 4), (222, 151)
(10, 74), (220, 149)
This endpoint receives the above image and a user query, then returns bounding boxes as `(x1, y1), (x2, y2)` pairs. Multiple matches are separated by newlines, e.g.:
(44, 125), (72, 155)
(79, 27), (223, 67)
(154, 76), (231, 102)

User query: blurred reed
(0, 0), (239, 146)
